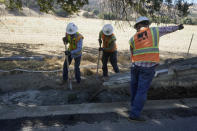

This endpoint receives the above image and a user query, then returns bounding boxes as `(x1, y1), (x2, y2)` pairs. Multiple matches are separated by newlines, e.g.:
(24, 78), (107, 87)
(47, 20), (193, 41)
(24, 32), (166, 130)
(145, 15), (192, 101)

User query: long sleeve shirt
(130, 25), (179, 67)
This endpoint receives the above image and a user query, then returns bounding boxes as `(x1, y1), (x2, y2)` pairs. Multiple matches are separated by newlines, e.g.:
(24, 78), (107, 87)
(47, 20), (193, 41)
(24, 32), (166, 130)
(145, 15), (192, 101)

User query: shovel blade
(68, 80), (72, 90)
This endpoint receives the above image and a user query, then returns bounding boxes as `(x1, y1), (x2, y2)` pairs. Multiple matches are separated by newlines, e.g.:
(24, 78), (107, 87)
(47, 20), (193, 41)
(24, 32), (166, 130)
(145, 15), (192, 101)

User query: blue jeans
(63, 55), (81, 83)
(102, 51), (119, 76)
(130, 65), (155, 118)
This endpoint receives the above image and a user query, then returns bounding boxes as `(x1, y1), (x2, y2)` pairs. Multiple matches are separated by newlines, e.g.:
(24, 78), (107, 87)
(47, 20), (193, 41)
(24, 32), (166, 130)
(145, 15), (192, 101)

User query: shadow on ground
(0, 107), (197, 131)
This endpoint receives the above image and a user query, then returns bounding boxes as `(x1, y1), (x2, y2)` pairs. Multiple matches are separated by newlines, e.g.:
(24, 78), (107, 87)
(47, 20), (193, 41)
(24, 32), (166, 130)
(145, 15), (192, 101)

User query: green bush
(87, 8), (92, 12)
(82, 11), (95, 18)
(183, 18), (197, 25)
(83, 7), (92, 12)
(160, 17), (172, 24)
(93, 9), (99, 15)
(183, 18), (192, 24)
(0, 0), (5, 3)
(99, 13), (116, 20)
(54, 8), (68, 17)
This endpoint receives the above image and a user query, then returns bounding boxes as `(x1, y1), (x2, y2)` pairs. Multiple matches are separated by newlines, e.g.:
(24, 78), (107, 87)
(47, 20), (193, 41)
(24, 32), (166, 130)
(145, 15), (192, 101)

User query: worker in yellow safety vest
(128, 16), (184, 122)
(98, 24), (119, 78)
(62, 22), (84, 84)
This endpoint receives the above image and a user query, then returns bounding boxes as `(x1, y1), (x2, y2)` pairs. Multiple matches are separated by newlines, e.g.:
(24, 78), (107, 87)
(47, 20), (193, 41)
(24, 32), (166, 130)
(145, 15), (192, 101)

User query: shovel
(65, 44), (72, 90)
(96, 44), (102, 78)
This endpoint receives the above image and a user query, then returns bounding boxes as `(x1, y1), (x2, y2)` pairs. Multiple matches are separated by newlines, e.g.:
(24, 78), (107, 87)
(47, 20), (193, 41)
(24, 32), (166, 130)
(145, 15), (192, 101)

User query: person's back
(130, 27), (160, 64)
(130, 17), (184, 67)
(128, 16), (184, 122)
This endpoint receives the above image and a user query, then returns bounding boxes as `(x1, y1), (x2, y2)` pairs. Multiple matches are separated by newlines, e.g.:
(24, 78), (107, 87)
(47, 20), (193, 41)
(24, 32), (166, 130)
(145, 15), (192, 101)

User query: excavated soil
(0, 72), (197, 106)
(1, 43), (197, 106)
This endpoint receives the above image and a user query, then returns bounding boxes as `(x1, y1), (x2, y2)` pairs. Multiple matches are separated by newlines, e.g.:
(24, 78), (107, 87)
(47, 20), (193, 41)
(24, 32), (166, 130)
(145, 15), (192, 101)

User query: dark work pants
(102, 51), (119, 76)
(130, 65), (155, 118)
(63, 55), (81, 83)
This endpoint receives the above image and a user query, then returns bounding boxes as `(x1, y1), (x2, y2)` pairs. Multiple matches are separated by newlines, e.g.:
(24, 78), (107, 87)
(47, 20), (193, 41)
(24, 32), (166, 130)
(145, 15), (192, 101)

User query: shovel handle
(64, 43), (72, 90)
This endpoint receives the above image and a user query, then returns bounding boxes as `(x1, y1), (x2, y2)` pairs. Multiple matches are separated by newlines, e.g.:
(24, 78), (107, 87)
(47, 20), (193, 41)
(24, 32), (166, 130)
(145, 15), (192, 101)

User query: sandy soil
(0, 15), (197, 106)
(0, 16), (197, 56)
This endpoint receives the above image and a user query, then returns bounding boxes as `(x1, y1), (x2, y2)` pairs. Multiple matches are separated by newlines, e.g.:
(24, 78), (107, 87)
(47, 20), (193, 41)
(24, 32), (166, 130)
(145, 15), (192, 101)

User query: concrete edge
(0, 98), (196, 120)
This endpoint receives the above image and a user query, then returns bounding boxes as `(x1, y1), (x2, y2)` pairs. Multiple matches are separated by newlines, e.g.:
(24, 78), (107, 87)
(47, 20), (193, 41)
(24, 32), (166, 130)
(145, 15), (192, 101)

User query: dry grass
(0, 16), (197, 55)
(82, 53), (97, 63)
(81, 68), (95, 76)
(0, 15), (197, 77)
(117, 51), (130, 65)
(0, 58), (63, 71)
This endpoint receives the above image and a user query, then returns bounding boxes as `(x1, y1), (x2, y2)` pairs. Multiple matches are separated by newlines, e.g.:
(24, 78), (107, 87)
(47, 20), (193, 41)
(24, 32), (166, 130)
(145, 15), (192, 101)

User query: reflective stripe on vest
(133, 47), (159, 56)
(101, 31), (117, 52)
(129, 37), (135, 49)
(150, 27), (159, 47)
(67, 32), (83, 50)
(66, 32), (83, 56)
(131, 27), (160, 63)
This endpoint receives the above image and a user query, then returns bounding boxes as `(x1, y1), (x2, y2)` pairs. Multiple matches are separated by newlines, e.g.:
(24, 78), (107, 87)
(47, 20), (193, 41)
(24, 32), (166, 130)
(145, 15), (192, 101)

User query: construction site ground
(1, 99), (197, 130)
(0, 15), (197, 131)
(1, 42), (197, 106)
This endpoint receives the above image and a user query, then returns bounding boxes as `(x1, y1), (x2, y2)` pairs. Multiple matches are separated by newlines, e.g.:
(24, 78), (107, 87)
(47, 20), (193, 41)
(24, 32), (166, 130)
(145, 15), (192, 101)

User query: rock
(103, 57), (197, 89)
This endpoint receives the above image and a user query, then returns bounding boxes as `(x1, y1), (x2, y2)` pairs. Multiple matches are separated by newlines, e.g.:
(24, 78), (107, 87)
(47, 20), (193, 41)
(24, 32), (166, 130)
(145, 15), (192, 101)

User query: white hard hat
(66, 22), (78, 35)
(134, 16), (150, 29)
(102, 24), (114, 36)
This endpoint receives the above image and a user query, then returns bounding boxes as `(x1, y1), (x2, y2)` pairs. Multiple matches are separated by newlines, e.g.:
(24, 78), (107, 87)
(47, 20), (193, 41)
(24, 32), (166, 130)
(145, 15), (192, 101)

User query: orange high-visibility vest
(66, 32), (84, 56)
(129, 27), (160, 63)
(100, 31), (117, 52)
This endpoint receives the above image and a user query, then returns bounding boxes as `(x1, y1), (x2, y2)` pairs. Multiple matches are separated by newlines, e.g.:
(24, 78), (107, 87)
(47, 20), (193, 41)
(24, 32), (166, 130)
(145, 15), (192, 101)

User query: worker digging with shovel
(98, 24), (119, 80)
(128, 16), (184, 122)
(62, 22), (84, 86)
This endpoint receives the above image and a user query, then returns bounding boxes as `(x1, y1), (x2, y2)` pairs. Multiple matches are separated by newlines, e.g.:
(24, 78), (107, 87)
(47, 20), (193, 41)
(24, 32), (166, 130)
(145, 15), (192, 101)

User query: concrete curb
(0, 98), (197, 120)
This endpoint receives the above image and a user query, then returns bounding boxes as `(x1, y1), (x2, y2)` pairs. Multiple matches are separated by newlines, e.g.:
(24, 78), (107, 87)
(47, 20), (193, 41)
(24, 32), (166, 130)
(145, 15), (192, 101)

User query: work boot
(128, 116), (146, 122)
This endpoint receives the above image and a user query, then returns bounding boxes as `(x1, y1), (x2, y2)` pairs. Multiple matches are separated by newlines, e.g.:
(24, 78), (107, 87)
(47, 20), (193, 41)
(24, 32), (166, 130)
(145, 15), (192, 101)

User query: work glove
(178, 24), (184, 30)
(98, 39), (102, 44)
(62, 37), (68, 44)
(65, 51), (71, 56)
(99, 47), (103, 51)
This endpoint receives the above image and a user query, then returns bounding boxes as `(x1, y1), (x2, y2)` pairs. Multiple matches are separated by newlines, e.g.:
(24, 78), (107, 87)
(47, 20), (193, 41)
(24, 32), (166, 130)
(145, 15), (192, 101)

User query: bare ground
(0, 15), (197, 106)
(1, 42), (197, 106)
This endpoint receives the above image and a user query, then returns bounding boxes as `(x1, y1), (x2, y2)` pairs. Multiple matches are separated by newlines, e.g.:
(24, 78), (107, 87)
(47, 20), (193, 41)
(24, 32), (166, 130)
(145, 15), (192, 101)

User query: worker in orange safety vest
(128, 16), (184, 122)
(62, 22), (84, 84)
(98, 24), (119, 78)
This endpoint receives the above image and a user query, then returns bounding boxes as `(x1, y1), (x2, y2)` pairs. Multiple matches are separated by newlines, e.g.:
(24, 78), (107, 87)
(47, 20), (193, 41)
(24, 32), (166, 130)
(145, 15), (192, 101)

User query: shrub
(183, 18), (197, 25)
(99, 13), (116, 20)
(54, 8), (68, 17)
(183, 18), (192, 24)
(0, 0), (5, 3)
(93, 9), (99, 15)
(82, 11), (95, 18)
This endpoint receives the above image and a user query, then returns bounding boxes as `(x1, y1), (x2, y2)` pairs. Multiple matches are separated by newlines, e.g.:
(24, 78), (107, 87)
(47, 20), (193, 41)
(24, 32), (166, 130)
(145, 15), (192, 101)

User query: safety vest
(100, 31), (117, 52)
(129, 27), (160, 63)
(66, 32), (84, 56)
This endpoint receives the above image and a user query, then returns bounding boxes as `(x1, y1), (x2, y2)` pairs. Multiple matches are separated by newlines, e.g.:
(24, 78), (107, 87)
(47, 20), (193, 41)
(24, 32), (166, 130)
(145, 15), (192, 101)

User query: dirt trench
(1, 44), (197, 106)
(0, 71), (197, 107)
